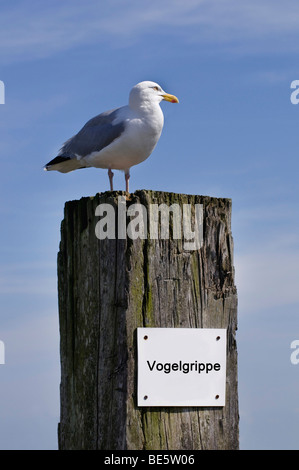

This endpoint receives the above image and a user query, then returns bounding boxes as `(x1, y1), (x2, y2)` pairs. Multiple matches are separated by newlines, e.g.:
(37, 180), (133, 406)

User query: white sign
(137, 328), (227, 407)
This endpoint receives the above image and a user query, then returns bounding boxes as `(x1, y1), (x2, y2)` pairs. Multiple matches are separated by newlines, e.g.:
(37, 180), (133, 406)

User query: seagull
(44, 81), (179, 193)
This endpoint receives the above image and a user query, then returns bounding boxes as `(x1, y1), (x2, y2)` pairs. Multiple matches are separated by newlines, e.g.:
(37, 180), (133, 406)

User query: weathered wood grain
(57, 190), (239, 450)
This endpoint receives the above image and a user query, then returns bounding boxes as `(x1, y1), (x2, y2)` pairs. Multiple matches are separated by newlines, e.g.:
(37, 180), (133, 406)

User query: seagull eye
(152, 86), (159, 91)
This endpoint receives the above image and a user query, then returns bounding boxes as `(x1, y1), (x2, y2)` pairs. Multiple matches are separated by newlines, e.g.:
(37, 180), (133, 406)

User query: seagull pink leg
(108, 168), (114, 191)
(125, 170), (130, 193)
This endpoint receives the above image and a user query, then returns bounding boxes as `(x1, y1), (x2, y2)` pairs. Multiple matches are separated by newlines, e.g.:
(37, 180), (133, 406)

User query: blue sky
(0, 0), (299, 450)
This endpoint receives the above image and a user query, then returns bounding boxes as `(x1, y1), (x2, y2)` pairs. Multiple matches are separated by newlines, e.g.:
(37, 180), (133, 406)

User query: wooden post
(57, 190), (239, 450)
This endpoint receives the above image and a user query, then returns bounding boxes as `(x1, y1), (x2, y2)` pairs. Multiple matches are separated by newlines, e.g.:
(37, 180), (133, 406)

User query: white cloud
(0, 309), (60, 449)
(235, 241), (299, 314)
(234, 201), (299, 315)
(1, 0), (299, 64)
(1, 309), (59, 363)
(0, 261), (57, 295)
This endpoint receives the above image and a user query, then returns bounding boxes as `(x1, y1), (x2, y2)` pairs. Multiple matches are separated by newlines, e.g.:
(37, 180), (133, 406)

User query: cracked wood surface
(57, 190), (239, 450)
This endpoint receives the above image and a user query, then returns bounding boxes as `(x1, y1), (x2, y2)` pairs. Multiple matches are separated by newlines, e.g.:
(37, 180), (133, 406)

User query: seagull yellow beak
(162, 93), (179, 104)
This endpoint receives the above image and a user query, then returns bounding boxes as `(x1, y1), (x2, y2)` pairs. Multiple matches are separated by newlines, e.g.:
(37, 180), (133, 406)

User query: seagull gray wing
(60, 107), (126, 158)
(45, 107), (127, 171)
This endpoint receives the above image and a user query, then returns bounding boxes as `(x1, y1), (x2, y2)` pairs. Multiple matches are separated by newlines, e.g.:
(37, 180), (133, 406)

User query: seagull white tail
(44, 156), (86, 173)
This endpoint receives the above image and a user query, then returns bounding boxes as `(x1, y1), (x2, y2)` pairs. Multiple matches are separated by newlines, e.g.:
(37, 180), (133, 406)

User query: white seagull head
(129, 81), (179, 110)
